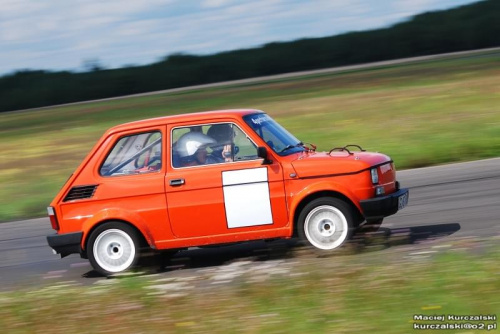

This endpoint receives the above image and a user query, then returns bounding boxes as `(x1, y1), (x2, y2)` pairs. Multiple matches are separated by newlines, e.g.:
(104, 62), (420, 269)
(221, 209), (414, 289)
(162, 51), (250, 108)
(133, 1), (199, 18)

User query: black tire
(87, 222), (141, 276)
(297, 197), (355, 252)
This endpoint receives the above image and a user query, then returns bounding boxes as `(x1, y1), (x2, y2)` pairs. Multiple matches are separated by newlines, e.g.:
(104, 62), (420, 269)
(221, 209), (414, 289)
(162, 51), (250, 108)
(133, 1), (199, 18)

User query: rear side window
(100, 131), (162, 176)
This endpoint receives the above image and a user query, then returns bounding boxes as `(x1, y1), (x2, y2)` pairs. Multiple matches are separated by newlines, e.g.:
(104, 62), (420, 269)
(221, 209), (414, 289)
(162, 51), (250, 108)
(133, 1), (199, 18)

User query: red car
(47, 109), (409, 275)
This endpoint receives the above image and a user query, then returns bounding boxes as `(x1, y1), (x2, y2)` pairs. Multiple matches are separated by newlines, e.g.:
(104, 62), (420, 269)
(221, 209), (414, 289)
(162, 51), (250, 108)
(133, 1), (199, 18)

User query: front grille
(63, 185), (98, 202)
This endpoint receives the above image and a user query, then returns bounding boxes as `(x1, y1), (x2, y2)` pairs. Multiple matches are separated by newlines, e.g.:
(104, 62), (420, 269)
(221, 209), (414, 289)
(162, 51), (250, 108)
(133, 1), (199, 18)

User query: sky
(0, 0), (481, 75)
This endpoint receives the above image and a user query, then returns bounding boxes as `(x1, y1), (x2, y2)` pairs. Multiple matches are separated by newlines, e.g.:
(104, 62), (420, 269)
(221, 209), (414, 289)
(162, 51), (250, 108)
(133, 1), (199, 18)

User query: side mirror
(257, 147), (272, 165)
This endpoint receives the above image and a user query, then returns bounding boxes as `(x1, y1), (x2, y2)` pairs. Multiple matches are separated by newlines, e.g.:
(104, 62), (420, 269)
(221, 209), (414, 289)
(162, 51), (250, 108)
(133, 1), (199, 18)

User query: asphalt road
(1, 158), (499, 291)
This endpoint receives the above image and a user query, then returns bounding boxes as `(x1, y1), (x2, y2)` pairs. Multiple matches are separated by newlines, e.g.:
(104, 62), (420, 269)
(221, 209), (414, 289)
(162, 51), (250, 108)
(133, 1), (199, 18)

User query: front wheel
(297, 197), (354, 251)
(87, 222), (140, 276)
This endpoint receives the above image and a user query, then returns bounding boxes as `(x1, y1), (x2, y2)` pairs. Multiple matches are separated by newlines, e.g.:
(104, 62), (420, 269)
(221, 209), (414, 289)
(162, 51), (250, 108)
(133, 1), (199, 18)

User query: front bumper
(47, 232), (83, 258)
(360, 188), (409, 220)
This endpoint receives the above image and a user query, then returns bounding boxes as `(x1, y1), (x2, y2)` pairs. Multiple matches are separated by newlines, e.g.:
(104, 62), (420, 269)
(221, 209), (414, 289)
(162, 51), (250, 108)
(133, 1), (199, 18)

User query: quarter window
(100, 131), (162, 176)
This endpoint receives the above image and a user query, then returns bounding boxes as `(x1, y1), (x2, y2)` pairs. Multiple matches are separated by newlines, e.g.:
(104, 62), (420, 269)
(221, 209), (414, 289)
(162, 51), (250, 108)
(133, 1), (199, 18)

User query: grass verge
(1, 240), (498, 333)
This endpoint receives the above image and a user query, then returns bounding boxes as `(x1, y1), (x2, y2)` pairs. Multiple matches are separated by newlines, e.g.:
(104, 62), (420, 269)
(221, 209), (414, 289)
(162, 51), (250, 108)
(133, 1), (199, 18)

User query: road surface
(0, 158), (499, 291)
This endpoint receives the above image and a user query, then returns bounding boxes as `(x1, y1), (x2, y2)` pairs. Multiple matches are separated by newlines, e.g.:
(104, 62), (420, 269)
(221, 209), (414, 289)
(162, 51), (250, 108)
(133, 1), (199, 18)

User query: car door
(165, 121), (288, 239)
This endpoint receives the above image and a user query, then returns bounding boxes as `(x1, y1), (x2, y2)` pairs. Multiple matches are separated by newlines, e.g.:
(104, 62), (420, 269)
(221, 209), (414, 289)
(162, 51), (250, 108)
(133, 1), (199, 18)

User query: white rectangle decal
(222, 168), (273, 228)
(224, 183), (273, 228)
(222, 167), (267, 186)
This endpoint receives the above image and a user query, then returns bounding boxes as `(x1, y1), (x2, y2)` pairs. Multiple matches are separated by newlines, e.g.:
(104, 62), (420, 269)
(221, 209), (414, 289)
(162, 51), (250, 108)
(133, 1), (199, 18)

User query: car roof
(106, 109), (264, 135)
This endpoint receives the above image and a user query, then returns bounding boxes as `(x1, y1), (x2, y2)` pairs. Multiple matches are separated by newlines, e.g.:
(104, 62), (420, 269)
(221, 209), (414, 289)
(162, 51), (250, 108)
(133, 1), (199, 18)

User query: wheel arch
(292, 190), (363, 237)
(81, 209), (155, 252)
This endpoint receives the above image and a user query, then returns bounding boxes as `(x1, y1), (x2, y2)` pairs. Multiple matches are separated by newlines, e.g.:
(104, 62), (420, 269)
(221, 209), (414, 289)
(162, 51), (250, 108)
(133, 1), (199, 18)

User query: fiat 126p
(47, 109), (409, 275)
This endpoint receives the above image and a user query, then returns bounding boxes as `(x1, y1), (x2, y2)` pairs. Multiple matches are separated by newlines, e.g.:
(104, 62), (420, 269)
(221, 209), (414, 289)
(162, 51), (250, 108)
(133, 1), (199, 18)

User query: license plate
(398, 192), (408, 210)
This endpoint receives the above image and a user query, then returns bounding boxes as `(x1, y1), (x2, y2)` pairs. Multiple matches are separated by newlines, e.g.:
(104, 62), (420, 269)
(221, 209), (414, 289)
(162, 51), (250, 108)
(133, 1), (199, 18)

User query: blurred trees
(1, 0), (499, 112)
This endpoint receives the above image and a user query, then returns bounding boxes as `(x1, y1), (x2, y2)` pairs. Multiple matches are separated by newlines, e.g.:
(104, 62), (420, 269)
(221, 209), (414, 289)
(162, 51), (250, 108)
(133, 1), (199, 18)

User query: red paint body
(49, 109), (399, 253)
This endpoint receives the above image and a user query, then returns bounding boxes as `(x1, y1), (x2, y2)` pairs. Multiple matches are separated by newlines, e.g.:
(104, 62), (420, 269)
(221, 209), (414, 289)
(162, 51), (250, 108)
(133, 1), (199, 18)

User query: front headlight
(370, 168), (379, 184)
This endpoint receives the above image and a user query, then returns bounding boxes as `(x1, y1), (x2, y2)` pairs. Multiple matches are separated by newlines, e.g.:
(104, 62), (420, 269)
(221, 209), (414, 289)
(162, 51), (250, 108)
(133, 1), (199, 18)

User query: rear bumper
(47, 232), (83, 258)
(360, 188), (409, 220)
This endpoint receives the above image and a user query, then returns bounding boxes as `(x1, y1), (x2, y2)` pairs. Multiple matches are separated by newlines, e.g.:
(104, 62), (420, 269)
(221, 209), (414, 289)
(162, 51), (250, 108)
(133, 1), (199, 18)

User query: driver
(176, 132), (216, 167)
(206, 123), (234, 164)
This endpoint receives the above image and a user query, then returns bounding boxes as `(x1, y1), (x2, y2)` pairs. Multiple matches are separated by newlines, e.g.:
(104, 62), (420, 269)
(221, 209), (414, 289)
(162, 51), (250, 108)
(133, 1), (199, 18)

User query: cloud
(201, 0), (235, 9)
(393, 0), (434, 13)
(0, 0), (480, 74)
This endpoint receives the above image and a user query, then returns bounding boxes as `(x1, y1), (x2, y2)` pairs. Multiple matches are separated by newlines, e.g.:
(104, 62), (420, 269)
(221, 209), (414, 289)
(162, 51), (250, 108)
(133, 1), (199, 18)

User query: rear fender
(81, 208), (155, 250)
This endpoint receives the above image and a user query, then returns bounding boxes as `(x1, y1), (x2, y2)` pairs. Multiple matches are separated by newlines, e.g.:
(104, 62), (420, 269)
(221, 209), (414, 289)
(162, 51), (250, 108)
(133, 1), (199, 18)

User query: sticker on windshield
(250, 114), (271, 125)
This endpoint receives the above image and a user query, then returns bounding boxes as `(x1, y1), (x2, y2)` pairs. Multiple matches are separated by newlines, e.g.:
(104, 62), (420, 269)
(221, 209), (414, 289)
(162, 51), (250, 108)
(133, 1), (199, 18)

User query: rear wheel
(88, 222), (140, 276)
(298, 197), (354, 251)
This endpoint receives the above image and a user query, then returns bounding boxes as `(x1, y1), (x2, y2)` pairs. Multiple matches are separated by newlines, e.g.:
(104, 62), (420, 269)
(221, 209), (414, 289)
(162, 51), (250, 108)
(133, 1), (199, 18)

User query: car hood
(289, 151), (391, 178)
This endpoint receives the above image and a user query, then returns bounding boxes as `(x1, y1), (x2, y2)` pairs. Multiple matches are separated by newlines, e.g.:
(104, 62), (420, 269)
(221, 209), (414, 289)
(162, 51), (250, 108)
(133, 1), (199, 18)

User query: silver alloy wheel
(304, 205), (349, 250)
(93, 229), (136, 273)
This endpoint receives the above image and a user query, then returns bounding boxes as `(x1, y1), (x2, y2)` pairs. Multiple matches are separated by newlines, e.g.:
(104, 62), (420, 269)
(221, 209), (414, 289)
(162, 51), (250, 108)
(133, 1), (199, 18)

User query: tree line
(1, 0), (498, 112)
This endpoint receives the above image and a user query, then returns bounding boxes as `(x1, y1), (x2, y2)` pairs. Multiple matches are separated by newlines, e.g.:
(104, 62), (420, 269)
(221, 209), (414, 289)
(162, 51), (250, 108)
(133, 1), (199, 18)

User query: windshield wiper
(279, 142), (304, 153)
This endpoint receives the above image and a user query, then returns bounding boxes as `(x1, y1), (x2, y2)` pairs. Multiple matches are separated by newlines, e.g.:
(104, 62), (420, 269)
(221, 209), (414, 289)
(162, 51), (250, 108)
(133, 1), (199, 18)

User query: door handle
(169, 178), (185, 186)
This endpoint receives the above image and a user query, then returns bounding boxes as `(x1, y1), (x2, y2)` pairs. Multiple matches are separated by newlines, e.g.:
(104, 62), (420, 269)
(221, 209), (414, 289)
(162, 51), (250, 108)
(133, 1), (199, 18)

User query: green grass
(1, 52), (500, 221)
(0, 242), (498, 333)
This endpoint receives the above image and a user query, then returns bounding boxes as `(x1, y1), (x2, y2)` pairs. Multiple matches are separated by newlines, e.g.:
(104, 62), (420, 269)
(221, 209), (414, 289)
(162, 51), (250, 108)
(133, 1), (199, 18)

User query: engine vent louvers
(63, 185), (98, 202)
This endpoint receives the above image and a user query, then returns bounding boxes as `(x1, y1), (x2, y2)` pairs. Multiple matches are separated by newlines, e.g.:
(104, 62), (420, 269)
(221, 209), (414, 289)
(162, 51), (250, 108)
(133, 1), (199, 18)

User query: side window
(100, 131), (162, 176)
(232, 126), (258, 161)
(171, 123), (258, 168)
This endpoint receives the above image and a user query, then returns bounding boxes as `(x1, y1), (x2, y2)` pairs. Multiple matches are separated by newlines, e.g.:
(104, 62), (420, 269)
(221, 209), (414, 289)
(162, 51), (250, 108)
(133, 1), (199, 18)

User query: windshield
(243, 113), (305, 156)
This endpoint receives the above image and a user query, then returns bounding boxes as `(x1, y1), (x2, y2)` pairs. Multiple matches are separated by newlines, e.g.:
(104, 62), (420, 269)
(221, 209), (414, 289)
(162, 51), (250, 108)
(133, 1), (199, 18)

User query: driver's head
(207, 124), (234, 144)
(177, 132), (216, 164)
